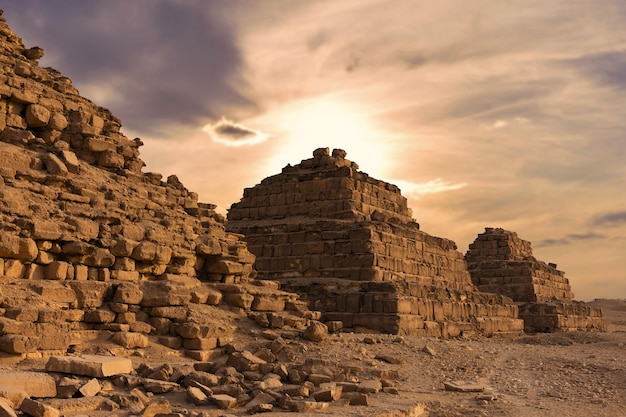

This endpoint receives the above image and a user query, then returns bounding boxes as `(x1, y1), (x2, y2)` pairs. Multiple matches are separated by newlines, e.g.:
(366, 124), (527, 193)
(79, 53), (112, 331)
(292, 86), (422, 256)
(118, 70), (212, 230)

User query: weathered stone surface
(45, 355), (133, 377)
(78, 378), (100, 397)
(0, 371), (56, 398)
(112, 332), (149, 348)
(210, 394), (237, 409)
(24, 104), (50, 128)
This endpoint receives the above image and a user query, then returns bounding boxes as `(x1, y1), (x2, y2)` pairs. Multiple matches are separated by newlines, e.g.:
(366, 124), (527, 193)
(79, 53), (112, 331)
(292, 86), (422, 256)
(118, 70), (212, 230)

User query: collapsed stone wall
(228, 148), (524, 337)
(465, 228), (605, 332)
(0, 11), (318, 357)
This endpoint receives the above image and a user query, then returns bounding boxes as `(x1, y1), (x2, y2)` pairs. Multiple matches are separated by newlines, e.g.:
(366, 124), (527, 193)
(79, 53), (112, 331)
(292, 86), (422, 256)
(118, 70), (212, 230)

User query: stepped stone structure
(227, 148), (524, 337)
(465, 228), (605, 332)
(0, 11), (316, 358)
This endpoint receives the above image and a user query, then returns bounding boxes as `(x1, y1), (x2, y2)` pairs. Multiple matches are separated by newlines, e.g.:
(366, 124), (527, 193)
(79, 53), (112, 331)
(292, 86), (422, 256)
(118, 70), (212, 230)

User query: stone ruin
(465, 228), (605, 332)
(227, 148), (525, 337)
(0, 10), (298, 358)
(0, 11), (428, 415)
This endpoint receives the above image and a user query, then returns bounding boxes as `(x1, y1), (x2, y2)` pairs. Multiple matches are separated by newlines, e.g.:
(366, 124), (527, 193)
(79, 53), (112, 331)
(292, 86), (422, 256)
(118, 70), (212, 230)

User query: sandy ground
(5, 299), (625, 417)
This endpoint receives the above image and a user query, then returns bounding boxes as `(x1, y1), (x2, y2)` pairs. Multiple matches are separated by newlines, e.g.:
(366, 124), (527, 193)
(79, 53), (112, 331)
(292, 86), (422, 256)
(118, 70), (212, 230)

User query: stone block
(68, 281), (110, 308)
(210, 394), (237, 410)
(112, 332), (149, 348)
(0, 385), (28, 409)
(0, 335), (38, 354)
(182, 338), (218, 350)
(43, 262), (69, 280)
(19, 398), (59, 417)
(0, 235), (37, 262)
(45, 355), (133, 377)
(251, 296), (285, 312)
(113, 282), (143, 304)
(0, 371), (56, 398)
(78, 378), (100, 397)
(42, 153), (67, 176)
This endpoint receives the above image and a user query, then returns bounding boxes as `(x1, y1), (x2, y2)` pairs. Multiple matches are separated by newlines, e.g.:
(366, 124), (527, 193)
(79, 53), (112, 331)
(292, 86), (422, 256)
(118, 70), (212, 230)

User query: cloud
(392, 179), (466, 198)
(535, 232), (605, 248)
(563, 50), (626, 90)
(592, 211), (626, 227)
(3, 0), (258, 134)
(203, 117), (269, 147)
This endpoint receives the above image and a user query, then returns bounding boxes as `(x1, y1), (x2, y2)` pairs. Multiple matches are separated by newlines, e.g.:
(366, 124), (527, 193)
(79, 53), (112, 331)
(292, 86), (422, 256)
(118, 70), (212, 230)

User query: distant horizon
(3, 1), (624, 300)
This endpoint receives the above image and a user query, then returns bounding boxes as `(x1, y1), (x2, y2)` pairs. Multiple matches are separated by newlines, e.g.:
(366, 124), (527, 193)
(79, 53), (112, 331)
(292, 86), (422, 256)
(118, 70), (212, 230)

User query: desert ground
(3, 299), (624, 417)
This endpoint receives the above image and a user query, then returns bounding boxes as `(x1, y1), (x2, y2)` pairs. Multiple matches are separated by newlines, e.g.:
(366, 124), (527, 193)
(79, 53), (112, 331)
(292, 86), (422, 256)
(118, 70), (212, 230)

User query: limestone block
(25, 264), (45, 280)
(110, 238), (138, 257)
(48, 112), (68, 131)
(3, 260), (25, 278)
(45, 355), (133, 378)
(98, 150), (124, 169)
(0, 335), (38, 353)
(113, 283), (143, 304)
(0, 385), (27, 409)
(224, 293), (253, 309)
(210, 394), (237, 410)
(65, 217), (99, 240)
(226, 351), (266, 373)
(43, 261), (69, 280)
(303, 321), (328, 342)
(195, 236), (222, 256)
(131, 241), (157, 262)
(182, 338), (218, 350)
(68, 281), (110, 308)
(84, 309), (116, 323)
(11, 91), (37, 105)
(112, 332), (149, 348)
(24, 104), (50, 128)
(142, 379), (178, 394)
(251, 296), (286, 312)
(0, 370), (56, 398)
(82, 137), (114, 152)
(19, 398), (59, 417)
(141, 281), (192, 307)
(0, 234), (38, 262)
(205, 259), (244, 275)
(78, 378), (101, 397)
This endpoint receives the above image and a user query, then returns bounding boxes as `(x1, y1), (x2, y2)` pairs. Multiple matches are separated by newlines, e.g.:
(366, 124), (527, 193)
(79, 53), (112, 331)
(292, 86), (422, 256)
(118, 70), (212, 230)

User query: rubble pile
(466, 228), (605, 332)
(228, 148), (524, 337)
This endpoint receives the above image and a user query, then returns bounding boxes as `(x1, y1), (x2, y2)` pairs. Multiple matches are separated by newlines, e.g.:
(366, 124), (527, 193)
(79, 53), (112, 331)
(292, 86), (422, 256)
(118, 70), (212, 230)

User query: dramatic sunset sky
(4, 1), (625, 300)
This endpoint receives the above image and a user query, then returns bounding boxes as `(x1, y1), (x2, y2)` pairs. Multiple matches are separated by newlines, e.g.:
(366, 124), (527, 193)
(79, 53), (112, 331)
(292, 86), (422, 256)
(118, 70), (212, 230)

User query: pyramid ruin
(227, 148), (524, 337)
(0, 9), (317, 359)
(466, 228), (605, 332)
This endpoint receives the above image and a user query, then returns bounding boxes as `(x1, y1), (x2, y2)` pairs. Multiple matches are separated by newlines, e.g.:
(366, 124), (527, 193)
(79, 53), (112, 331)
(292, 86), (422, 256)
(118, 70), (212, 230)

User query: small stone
(303, 321), (328, 342)
(443, 380), (484, 392)
(78, 378), (101, 397)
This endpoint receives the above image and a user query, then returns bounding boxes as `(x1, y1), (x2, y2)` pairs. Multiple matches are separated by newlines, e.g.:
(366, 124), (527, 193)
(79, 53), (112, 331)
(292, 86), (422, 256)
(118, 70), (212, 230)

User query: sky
(3, 1), (625, 300)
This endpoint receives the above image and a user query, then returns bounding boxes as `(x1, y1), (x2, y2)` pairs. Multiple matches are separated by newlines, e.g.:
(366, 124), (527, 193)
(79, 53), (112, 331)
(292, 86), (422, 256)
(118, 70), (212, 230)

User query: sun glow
(264, 96), (391, 177)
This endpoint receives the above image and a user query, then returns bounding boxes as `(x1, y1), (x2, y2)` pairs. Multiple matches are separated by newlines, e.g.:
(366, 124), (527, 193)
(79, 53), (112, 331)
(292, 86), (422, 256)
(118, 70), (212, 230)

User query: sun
(264, 96), (391, 177)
